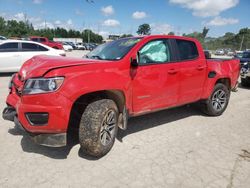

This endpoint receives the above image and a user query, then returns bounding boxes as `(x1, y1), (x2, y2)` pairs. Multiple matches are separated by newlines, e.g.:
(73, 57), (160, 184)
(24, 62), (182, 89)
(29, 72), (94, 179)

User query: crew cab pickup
(2, 35), (240, 157)
(30, 36), (63, 50)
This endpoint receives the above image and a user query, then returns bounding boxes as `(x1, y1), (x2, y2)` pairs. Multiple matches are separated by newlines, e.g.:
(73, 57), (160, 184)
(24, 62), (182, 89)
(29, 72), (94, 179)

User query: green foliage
(168, 32), (175, 35)
(119, 34), (133, 38)
(183, 27), (250, 51)
(205, 28), (250, 50)
(137, 24), (151, 35)
(0, 16), (103, 43)
(183, 27), (209, 47)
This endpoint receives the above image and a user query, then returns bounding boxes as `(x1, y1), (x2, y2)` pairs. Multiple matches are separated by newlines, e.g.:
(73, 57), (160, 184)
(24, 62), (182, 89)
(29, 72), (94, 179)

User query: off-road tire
(79, 99), (118, 157)
(200, 83), (230, 116)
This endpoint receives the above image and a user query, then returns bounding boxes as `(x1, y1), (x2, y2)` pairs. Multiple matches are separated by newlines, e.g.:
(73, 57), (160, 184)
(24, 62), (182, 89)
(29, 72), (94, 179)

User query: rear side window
(21, 43), (48, 52)
(0, 42), (18, 52)
(31, 38), (39, 42)
(21, 43), (38, 51)
(40, 38), (46, 42)
(38, 45), (48, 51)
(176, 39), (199, 61)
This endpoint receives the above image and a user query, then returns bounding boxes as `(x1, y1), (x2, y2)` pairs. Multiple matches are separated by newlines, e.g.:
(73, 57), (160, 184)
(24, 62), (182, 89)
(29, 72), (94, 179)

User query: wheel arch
(215, 77), (231, 90)
(67, 90), (126, 132)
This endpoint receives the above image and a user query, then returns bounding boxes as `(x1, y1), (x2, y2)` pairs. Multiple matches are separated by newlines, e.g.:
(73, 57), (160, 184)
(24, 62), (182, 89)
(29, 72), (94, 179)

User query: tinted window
(40, 38), (46, 42)
(31, 38), (39, 42)
(242, 52), (250, 58)
(21, 43), (38, 51)
(139, 40), (171, 64)
(38, 44), (48, 51)
(176, 39), (199, 60)
(0, 42), (18, 52)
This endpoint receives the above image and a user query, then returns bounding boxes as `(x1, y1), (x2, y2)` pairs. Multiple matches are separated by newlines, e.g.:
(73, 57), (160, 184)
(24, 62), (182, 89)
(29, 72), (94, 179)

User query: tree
(0, 17), (6, 36)
(168, 32), (175, 35)
(202, 27), (209, 38)
(183, 27), (209, 47)
(82, 29), (103, 43)
(120, 34), (133, 38)
(137, 24), (151, 35)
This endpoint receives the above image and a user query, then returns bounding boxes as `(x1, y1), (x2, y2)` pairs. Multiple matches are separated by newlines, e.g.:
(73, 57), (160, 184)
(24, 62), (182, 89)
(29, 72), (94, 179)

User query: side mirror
(204, 51), (211, 59)
(130, 57), (138, 67)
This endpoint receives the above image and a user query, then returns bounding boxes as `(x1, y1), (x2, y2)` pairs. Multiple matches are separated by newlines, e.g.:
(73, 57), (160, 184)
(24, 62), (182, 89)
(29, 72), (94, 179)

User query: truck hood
(19, 55), (108, 80)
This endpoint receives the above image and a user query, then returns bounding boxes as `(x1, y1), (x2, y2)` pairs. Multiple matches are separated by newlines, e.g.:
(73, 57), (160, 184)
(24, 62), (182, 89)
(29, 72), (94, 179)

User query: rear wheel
(200, 83), (230, 116)
(79, 99), (118, 157)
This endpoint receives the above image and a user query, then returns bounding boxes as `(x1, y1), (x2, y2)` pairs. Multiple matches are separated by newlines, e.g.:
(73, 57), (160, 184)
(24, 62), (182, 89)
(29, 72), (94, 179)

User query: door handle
(197, 65), (205, 71)
(12, 54), (20, 57)
(168, 69), (178, 74)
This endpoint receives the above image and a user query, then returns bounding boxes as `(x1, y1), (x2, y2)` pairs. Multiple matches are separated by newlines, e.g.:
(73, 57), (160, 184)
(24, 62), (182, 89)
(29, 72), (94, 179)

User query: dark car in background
(83, 43), (98, 51)
(239, 51), (250, 66)
(239, 51), (250, 86)
(240, 62), (250, 87)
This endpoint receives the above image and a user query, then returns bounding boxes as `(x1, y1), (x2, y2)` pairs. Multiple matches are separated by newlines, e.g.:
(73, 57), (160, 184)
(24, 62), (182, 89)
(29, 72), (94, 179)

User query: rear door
(132, 39), (180, 114)
(0, 42), (21, 72)
(174, 39), (206, 104)
(20, 42), (49, 63)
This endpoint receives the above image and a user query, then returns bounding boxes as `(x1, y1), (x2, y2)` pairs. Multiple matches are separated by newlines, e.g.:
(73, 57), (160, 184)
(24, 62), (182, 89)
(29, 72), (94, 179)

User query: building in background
(53, 38), (82, 44)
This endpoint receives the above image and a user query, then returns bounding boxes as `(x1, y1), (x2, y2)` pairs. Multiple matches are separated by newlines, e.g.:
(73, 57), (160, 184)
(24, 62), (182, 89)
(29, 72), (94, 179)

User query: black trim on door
(172, 39), (200, 62)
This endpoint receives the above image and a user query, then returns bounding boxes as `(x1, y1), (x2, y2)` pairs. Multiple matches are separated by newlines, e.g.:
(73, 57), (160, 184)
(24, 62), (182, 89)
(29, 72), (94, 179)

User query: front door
(132, 39), (179, 114)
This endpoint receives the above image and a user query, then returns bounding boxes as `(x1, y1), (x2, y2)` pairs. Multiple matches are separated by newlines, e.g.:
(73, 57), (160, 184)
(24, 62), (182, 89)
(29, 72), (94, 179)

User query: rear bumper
(2, 106), (66, 147)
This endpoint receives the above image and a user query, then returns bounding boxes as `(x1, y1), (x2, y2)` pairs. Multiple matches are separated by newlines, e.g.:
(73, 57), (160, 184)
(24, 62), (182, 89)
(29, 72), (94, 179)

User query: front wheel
(79, 99), (118, 157)
(200, 83), (230, 116)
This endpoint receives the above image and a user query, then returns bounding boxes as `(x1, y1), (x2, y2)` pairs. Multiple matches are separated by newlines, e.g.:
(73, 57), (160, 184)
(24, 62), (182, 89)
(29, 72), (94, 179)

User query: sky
(0, 0), (249, 38)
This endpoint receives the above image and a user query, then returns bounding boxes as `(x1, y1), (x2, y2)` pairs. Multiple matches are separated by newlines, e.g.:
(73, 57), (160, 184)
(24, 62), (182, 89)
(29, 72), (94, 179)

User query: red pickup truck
(30, 36), (63, 50)
(3, 35), (240, 157)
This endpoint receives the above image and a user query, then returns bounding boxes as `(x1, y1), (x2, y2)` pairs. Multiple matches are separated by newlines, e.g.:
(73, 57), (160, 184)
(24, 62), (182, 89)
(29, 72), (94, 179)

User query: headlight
(23, 77), (64, 95)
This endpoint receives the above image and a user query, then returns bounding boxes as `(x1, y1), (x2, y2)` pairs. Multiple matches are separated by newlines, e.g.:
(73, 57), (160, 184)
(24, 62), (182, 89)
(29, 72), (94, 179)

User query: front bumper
(2, 106), (67, 147)
(3, 74), (72, 147)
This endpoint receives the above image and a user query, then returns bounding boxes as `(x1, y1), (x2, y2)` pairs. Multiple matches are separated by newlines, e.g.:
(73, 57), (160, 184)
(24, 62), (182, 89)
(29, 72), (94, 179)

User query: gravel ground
(0, 52), (250, 188)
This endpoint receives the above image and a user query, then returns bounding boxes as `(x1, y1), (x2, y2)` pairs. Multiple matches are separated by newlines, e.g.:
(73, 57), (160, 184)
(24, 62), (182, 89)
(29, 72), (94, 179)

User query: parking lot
(0, 51), (250, 188)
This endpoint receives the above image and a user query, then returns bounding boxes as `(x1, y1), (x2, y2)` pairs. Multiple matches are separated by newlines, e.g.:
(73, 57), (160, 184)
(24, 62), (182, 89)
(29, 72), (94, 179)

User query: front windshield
(242, 52), (250, 58)
(86, 37), (141, 61)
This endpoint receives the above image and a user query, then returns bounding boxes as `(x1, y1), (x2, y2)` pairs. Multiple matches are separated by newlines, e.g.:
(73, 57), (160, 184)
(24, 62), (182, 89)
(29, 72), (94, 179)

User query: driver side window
(138, 40), (170, 64)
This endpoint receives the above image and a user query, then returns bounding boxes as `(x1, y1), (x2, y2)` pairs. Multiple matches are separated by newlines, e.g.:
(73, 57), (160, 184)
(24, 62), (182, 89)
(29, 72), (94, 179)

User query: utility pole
(88, 29), (90, 44)
(240, 35), (244, 51)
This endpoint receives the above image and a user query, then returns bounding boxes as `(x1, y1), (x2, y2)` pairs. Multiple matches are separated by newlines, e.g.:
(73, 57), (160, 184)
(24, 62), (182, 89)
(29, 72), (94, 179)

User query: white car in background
(0, 40), (66, 72)
(76, 43), (85, 50)
(62, 42), (73, 51)
(0, 35), (7, 40)
(215, 49), (225, 55)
